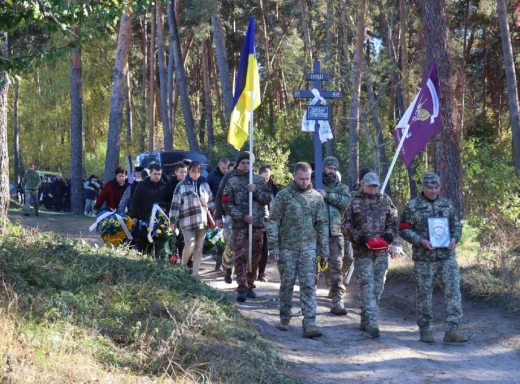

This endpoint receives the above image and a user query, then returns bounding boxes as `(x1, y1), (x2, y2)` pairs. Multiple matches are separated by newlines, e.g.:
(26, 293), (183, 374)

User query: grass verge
(0, 221), (294, 383)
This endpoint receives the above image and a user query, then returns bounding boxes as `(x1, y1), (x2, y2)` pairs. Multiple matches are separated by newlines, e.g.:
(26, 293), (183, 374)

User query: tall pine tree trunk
(139, 15), (147, 152)
(211, 11), (233, 121)
(167, 1), (176, 145)
(156, 2), (172, 150)
(13, 79), (20, 185)
(348, 0), (366, 189)
(148, 4), (156, 152)
(366, 76), (390, 196)
(497, 0), (520, 172)
(104, 6), (134, 183)
(0, 31), (9, 220)
(419, 0), (464, 217)
(202, 39), (214, 159)
(70, 24), (83, 214)
(168, 0), (199, 151)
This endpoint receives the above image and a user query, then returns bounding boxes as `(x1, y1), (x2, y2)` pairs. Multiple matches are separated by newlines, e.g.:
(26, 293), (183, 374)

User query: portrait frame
(428, 217), (450, 248)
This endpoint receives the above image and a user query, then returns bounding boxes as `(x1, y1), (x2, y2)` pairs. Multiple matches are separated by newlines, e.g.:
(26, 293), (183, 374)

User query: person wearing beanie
(315, 156), (351, 316)
(222, 151), (271, 302)
(342, 172), (397, 338)
(399, 172), (467, 344)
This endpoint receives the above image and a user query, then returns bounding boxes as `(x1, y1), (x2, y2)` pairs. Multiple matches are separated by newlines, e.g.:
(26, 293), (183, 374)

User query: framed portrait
(428, 217), (450, 248)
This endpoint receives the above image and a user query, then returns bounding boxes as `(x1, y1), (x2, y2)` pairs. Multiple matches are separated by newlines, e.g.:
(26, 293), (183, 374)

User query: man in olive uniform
(223, 152), (272, 302)
(23, 164), (41, 216)
(268, 162), (329, 338)
(399, 172), (468, 344)
(316, 156), (351, 315)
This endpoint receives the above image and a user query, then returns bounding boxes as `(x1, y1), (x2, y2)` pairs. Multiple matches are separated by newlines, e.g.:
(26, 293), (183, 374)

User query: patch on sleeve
(399, 222), (412, 230)
(222, 194), (230, 203)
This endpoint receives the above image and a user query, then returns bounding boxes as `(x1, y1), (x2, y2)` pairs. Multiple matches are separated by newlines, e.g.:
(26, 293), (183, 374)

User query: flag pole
(381, 124), (410, 193)
(248, 91), (254, 273)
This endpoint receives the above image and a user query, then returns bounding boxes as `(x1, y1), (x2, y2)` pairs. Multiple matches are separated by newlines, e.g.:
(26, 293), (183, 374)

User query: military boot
(368, 327), (380, 338)
(247, 288), (256, 299)
(237, 291), (247, 302)
(443, 330), (468, 343)
(330, 304), (348, 316)
(420, 331), (435, 344)
(303, 325), (323, 338)
(277, 319), (290, 331)
(224, 268), (232, 284)
(359, 322), (368, 332)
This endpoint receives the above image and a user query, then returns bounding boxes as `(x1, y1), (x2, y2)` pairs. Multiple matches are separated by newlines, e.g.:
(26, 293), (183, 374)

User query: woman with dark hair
(257, 165), (279, 282)
(94, 167), (129, 213)
(169, 161), (214, 277)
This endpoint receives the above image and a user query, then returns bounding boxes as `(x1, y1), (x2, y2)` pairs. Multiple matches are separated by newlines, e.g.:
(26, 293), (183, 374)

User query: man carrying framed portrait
(399, 172), (468, 345)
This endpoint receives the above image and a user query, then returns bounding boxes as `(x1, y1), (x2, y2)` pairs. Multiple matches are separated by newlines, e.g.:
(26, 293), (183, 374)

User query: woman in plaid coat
(169, 161), (214, 276)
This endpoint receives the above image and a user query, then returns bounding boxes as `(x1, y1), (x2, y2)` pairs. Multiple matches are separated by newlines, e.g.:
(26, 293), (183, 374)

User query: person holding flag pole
(224, 17), (271, 302)
(379, 62), (468, 343)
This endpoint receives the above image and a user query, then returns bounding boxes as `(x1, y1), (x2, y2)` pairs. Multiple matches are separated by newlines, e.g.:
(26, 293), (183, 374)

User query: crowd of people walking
(18, 154), (469, 345)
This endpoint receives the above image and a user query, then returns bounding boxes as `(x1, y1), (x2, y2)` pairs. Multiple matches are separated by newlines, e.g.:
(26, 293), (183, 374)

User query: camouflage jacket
(267, 181), (329, 257)
(222, 170), (272, 229)
(322, 175), (351, 237)
(399, 193), (462, 262)
(341, 191), (397, 258)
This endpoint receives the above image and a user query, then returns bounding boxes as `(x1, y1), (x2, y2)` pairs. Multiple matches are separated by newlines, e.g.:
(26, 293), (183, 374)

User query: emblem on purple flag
(392, 63), (441, 168)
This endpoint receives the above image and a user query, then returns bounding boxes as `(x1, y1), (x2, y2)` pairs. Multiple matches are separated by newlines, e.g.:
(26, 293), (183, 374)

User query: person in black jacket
(52, 175), (67, 212)
(131, 164), (171, 260)
(206, 157), (230, 198)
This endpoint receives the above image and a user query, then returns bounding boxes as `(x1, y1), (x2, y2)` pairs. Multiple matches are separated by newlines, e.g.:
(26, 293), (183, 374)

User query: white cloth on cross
(301, 88), (333, 143)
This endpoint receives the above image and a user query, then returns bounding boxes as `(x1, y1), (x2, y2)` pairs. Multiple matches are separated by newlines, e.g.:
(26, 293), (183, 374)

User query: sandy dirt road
(201, 258), (520, 383)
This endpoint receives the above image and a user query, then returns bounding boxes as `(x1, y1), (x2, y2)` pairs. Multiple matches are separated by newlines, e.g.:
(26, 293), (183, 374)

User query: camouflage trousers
(233, 228), (263, 292)
(413, 257), (463, 332)
(222, 215), (235, 269)
(321, 238), (353, 287)
(24, 190), (39, 214)
(278, 249), (318, 329)
(355, 255), (389, 328)
(327, 236), (346, 306)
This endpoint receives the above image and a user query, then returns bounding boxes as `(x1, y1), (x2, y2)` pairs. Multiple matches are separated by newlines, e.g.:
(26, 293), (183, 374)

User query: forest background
(1, 0), (520, 240)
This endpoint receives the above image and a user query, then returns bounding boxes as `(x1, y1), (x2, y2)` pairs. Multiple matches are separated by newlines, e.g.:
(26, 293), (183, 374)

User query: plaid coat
(169, 179), (214, 230)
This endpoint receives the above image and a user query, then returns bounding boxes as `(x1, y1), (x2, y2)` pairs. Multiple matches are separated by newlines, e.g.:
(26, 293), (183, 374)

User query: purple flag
(392, 63), (441, 168)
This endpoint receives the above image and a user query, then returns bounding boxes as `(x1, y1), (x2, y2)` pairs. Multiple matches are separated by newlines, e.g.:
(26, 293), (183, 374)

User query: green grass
(0, 221), (295, 383)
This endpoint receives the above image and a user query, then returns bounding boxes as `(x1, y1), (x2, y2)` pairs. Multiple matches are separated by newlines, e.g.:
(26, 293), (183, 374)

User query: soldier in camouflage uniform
(215, 162), (236, 284)
(399, 172), (468, 344)
(315, 156), (351, 315)
(268, 162), (329, 339)
(223, 152), (272, 302)
(342, 172), (397, 338)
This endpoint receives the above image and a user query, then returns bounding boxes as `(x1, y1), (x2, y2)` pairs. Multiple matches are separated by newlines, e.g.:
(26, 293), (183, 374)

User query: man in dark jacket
(206, 157), (230, 197)
(52, 175), (67, 212)
(131, 164), (170, 260)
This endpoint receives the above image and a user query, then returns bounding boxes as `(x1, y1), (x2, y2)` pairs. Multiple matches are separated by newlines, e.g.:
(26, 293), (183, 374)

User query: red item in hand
(366, 238), (389, 250)
(169, 256), (179, 263)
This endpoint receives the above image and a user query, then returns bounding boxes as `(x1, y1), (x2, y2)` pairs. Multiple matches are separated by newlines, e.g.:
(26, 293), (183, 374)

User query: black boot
(224, 268), (232, 284)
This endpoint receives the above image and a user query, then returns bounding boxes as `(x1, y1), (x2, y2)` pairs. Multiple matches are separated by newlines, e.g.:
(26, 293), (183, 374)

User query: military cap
(361, 172), (380, 186)
(323, 156), (339, 168)
(422, 172), (441, 187)
(433, 219), (445, 228)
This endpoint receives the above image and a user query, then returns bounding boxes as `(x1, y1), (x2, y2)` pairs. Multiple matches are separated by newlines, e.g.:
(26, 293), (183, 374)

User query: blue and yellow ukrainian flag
(228, 17), (261, 150)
